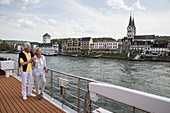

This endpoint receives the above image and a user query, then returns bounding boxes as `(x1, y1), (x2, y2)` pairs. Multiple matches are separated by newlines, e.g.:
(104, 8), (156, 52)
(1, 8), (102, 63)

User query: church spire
(127, 14), (136, 40)
(128, 15), (132, 26)
(132, 17), (135, 28)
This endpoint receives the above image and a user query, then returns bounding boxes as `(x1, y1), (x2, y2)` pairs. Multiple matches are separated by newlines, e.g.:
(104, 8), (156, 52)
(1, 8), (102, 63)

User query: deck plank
(10, 75), (65, 113)
(8, 76), (48, 113)
(1, 77), (28, 113)
(0, 75), (66, 113)
(0, 92), (12, 113)
(0, 98), (7, 113)
(0, 79), (18, 113)
(1, 76), (39, 113)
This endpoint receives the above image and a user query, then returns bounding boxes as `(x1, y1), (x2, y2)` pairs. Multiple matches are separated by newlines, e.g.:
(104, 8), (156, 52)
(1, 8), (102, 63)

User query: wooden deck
(0, 75), (66, 113)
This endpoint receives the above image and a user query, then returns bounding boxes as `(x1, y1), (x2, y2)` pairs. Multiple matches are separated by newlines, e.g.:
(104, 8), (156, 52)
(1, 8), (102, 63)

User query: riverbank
(58, 52), (170, 62)
(1, 52), (170, 62)
(145, 56), (170, 62)
(58, 52), (127, 59)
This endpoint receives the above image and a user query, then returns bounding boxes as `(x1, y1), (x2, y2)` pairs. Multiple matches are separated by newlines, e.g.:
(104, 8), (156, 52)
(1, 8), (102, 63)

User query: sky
(0, 0), (170, 42)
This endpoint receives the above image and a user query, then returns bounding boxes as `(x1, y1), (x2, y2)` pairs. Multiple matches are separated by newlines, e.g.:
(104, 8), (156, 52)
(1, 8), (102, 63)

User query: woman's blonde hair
(34, 47), (41, 55)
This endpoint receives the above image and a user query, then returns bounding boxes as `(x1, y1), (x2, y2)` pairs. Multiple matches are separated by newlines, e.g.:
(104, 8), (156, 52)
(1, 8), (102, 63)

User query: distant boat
(92, 54), (103, 58)
(71, 54), (79, 57)
(129, 54), (145, 61)
(42, 53), (57, 56)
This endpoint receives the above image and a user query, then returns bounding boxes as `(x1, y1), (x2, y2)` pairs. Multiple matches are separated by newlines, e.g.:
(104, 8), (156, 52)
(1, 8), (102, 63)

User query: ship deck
(0, 75), (66, 113)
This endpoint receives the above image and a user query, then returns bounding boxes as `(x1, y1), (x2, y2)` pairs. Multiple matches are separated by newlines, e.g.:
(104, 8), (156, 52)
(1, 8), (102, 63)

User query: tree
(0, 41), (10, 51)
(155, 36), (170, 41)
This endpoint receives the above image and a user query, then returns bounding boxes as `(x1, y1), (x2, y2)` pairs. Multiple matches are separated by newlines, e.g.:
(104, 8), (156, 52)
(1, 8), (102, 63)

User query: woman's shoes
(36, 93), (43, 100)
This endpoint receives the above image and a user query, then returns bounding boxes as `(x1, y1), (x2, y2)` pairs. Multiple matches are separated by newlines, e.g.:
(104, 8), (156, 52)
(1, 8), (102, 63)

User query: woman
(32, 48), (48, 100)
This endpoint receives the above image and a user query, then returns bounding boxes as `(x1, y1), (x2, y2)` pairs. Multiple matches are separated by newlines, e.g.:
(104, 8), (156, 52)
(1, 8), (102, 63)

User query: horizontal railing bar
(65, 91), (84, 102)
(48, 69), (97, 82)
(44, 89), (51, 94)
(68, 84), (87, 92)
(92, 104), (99, 108)
(53, 86), (60, 91)
(45, 89), (80, 110)
(52, 94), (83, 112)
(46, 86), (85, 102)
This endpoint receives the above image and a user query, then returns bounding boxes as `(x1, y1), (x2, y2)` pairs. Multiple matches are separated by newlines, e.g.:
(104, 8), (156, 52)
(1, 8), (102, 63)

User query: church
(122, 15), (155, 52)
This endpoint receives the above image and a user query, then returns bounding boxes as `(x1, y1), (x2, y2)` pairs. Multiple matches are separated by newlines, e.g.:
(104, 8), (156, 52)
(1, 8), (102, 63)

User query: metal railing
(44, 68), (153, 113)
(10, 58), (169, 113)
(45, 69), (96, 113)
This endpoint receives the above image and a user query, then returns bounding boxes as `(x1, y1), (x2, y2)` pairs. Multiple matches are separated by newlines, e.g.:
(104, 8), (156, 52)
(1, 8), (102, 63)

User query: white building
(43, 33), (51, 43)
(150, 40), (169, 52)
(91, 41), (120, 50)
(30, 33), (59, 56)
(39, 43), (59, 56)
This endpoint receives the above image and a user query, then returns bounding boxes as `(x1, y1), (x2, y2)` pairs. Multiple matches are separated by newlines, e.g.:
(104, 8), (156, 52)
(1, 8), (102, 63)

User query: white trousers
(21, 71), (34, 96)
(34, 74), (46, 95)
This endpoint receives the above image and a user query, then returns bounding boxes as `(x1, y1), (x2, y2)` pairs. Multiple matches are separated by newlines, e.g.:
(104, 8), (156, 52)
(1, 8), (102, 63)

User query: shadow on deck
(0, 75), (66, 113)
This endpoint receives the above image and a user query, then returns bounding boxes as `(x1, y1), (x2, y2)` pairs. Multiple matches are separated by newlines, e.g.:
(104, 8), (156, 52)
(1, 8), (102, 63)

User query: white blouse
(33, 55), (47, 76)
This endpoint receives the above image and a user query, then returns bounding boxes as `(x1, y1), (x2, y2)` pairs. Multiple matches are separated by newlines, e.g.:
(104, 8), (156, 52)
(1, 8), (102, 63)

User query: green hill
(155, 36), (170, 41)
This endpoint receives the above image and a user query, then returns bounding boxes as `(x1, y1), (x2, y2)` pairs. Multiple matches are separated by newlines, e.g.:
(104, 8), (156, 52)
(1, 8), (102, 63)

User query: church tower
(127, 15), (136, 41)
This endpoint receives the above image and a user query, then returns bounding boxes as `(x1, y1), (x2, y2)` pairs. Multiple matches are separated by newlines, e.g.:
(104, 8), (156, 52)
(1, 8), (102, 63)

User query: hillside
(155, 36), (170, 41)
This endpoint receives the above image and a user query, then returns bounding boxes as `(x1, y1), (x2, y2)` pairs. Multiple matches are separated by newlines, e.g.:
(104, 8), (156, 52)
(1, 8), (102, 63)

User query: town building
(40, 33), (59, 55)
(150, 40), (169, 52)
(122, 15), (156, 52)
(62, 38), (81, 52)
(131, 35), (155, 51)
(43, 33), (51, 43)
(81, 37), (93, 50)
(30, 33), (59, 55)
(91, 41), (120, 50)
(39, 43), (59, 55)
(127, 15), (136, 40)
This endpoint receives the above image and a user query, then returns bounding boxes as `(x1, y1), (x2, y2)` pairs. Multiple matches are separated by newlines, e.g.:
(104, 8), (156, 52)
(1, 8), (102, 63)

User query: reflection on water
(1, 53), (170, 98)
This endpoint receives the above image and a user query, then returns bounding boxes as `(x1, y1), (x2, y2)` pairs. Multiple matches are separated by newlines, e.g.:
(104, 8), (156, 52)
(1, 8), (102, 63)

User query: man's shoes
(23, 95), (27, 100)
(27, 93), (36, 97)
(36, 93), (43, 100)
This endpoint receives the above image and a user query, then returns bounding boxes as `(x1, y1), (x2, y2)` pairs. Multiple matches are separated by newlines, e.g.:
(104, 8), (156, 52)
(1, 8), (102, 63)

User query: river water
(1, 53), (170, 112)
(1, 53), (170, 99)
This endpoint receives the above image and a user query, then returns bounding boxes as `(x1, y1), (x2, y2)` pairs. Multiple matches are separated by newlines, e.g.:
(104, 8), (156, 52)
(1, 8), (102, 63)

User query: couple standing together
(19, 42), (48, 100)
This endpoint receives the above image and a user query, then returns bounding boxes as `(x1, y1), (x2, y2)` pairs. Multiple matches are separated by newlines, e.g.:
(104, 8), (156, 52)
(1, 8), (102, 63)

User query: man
(19, 42), (35, 100)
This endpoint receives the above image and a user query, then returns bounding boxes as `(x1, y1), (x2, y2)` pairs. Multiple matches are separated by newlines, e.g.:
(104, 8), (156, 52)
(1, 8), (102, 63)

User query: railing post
(133, 106), (135, 113)
(18, 68), (20, 76)
(50, 71), (54, 98)
(77, 78), (81, 113)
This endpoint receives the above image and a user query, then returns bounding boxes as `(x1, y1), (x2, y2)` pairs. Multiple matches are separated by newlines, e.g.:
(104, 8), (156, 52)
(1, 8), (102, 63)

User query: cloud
(99, 8), (106, 11)
(17, 18), (36, 28)
(48, 19), (57, 25)
(0, 0), (13, 4)
(22, 6), (27, 10)
(22, 0), (40, 5)
(1, 14), (45, 29)
(106, 0), (133, 11)
(106, 0), (145, 11)
(133, 1), (145, 10)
